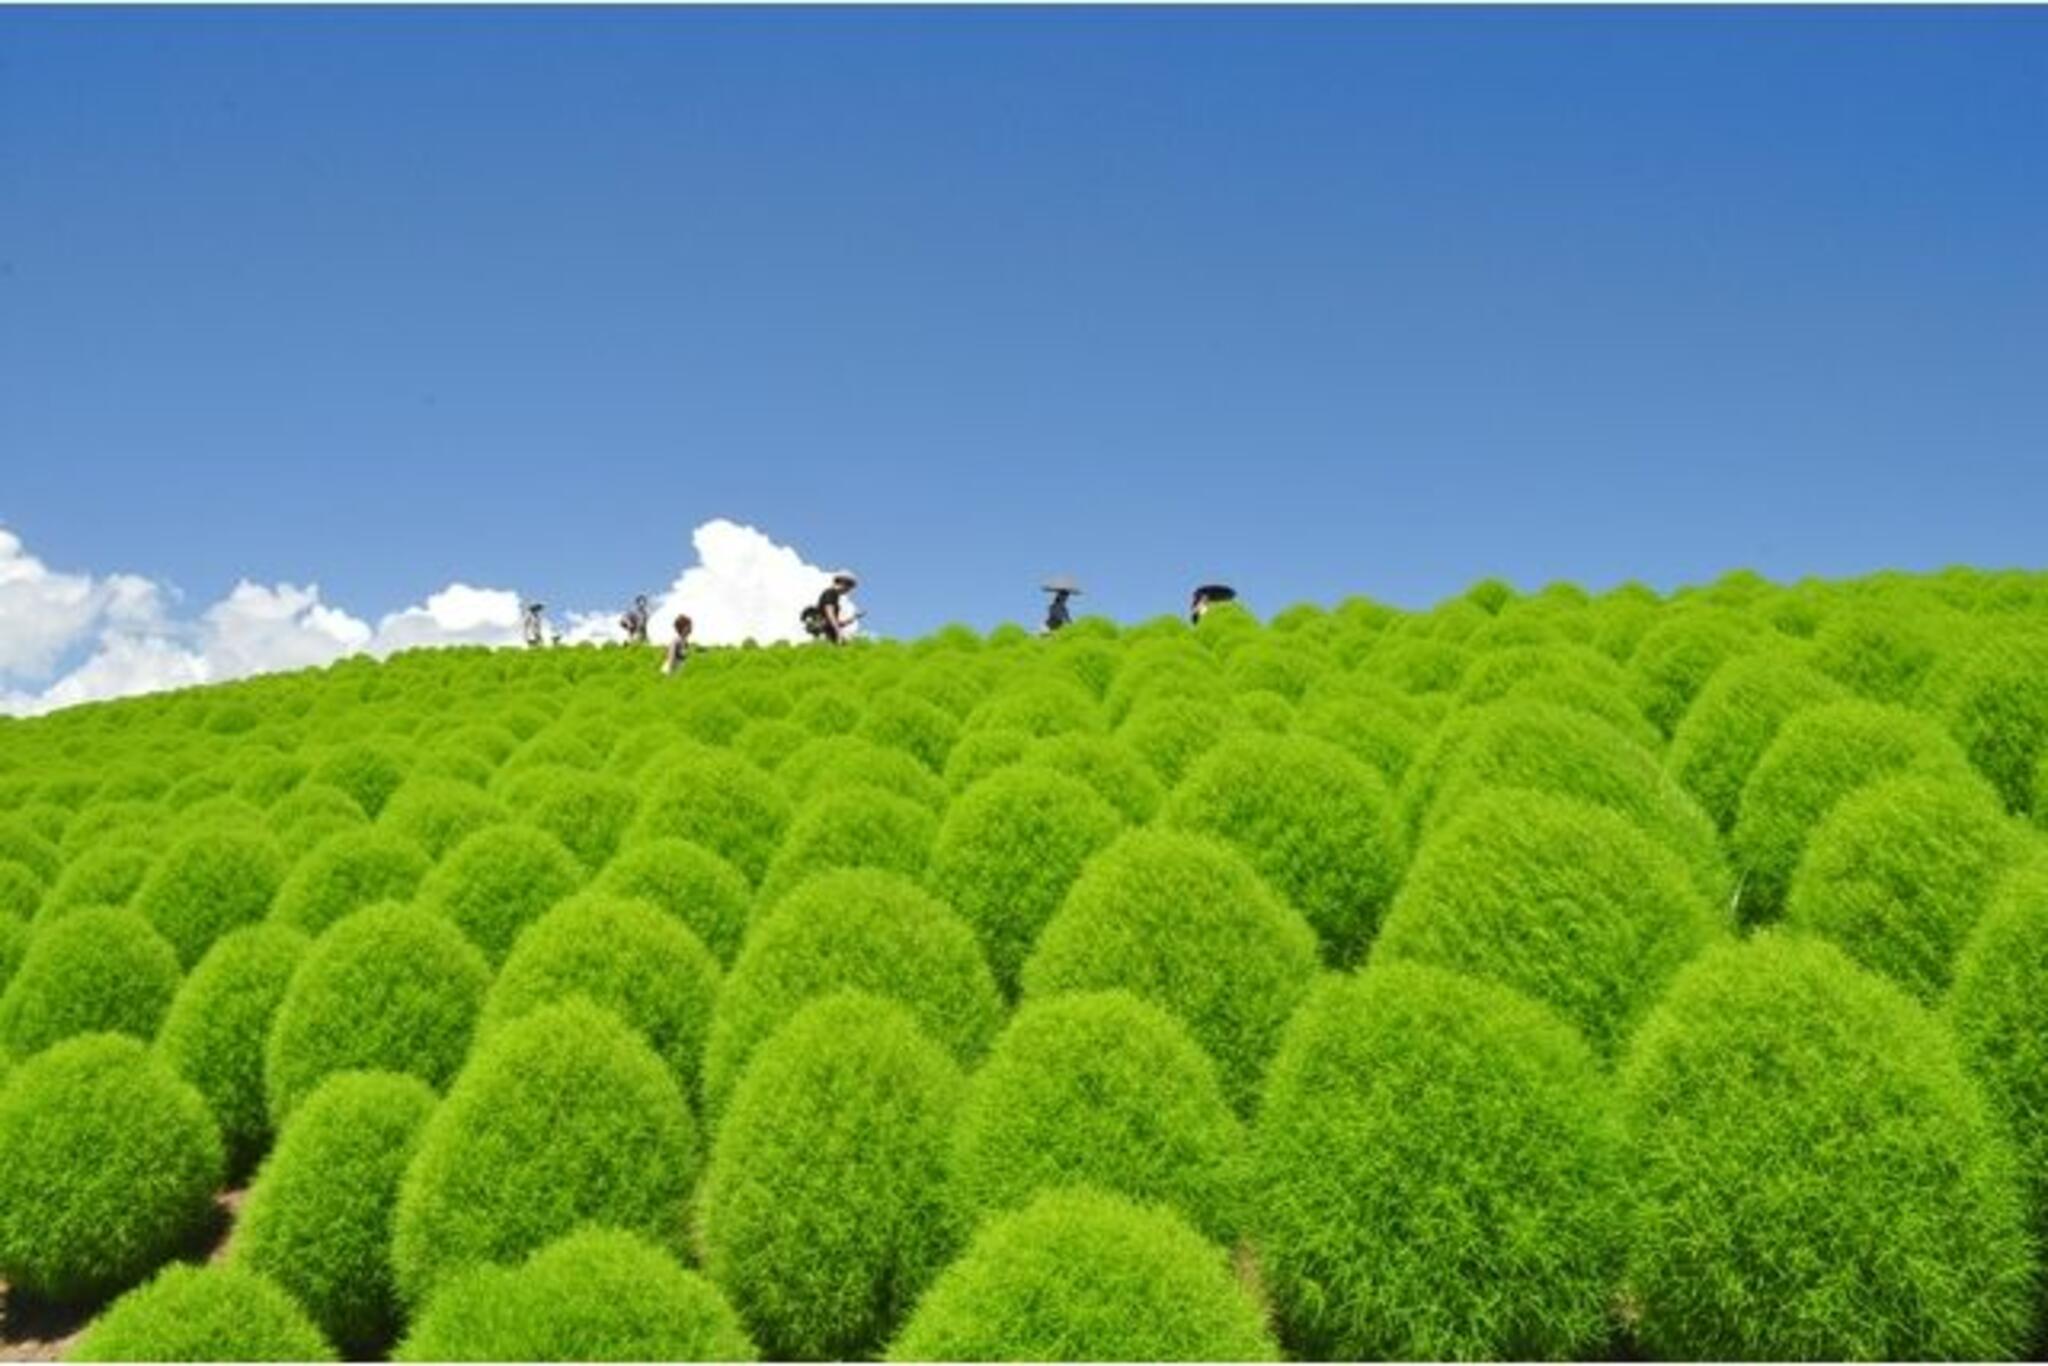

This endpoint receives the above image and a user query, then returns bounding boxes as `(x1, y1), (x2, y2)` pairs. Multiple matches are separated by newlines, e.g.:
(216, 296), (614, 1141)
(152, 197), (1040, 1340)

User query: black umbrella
(1042, 575), (1083, 595)
(1193, 584), (1237, 603)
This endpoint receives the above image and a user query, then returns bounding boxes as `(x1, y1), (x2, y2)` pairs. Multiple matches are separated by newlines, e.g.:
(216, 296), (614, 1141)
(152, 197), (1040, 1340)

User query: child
(662, 613), (693, 675)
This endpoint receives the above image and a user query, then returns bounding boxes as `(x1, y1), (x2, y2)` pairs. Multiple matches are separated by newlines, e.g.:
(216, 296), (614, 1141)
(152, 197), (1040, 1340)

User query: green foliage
(0, 862), (39, 921)
(962, 678), (1104, 740)
(631, 742), (791, 883)
(269, 827), (430, 936)
(1023, 828), (1317, 1113)
(1115, 695), (1235, 787)
(1022, 732), (1164, 823)
(43, 850), (154, 922)
(1665, 650), (1846, 831)
(1949, 857), (2048, 1241)
(265, 782), (372, 858)
(156, 923), (309, 1178)
(1161, 733), (1401, 966)
(392, 999), (699, 1308)
(67, 1262), (336, 1363)
(857, 691), (961, 773)
(732, 717), (810, 770)
(1377, 789), (1724, 1060)
(376, 777), (508, 861)
(481, 893), (720, 1103)
(887, 1187), (1276, 1364)
(778, 735), (947, 813)
(596, 837), (753, 967)
(234, 1070), (437, 1355)
(0, 907), (182, 1059)
(510, 768), (640, 871)
(395, 1228), (757, 1363)
(0, 1034), (223, 1302)
(1292, 693), (1427, 784)
(1251, 963), (1626, 1360)
(700, 993), (963, 1361)
(1931, 630), (2048, 813)
(926, 766), (1124, 993)
(1621, 934), (2035, 1359)
(1731, 700), (1981, 920)
(131, 826), (287, 968)
(759, 788), (937, 903)
(306, 742), (410, 818)
(1786, 775), (2025, 1002)
(414, 824), (585, 963)
(0, 817), (61, 886)
(264, 903), (489, 1124)
(703, 869), (1001, 1119)
(1626, 606), (1765, 735)
(1807, 603), (1945, 703)
(950, 992), (1245, 1242)
(0, 910), (24, 998)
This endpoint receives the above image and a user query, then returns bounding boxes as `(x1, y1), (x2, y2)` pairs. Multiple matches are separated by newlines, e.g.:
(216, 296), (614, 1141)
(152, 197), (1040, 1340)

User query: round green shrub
(509, 768), (640, 872)
(1116, 695), (1236, 787)
(234, 1070), (438, 1354)
(596, 837), (752, 967)
(0, 910), (24, 999)
(857, 692), (959, 773)
(1232, 688), (1296, 733)
(0, 817), (61, 887)
(264, 903), (489, 1124)
(732, 717), (811, 771)
(395, 1227), (756, 1363)
(778, 735), (947, 813)
(1022, 828), (1317, 1113)
(266, 783), (371, 859)
(631, 743), (791, 884)
(0, 907), (182, 1059)
(926, 766), (1123, 993)
(1949, 857), (2048, 1241)
(1251, 962), (1626, 1360)
(1786, 774), (2025, 1002)
(1731, 700), (1981, 919)
(0, 862), (39, 920)
(0, 1033), (223, 1302)
(131, 827), (288, 969)
(791, 687), (865, 737)
(376, 777), (508, 861)
(1621, 934), (2035, 1359)
(165, 769), (235, 812)
(962, 677), (1104, 740)
(758, 788), (937, 903)
(1626, 606), (1765, 736)
(67, 1262), (336, 1363)
(156, 923), (309, 1178)
(703, 868), (1001, 1120)
(232, 754), (310, 808)
(1808, 604), (1944, 704)
(58, 800), (165, 860)
(1376, 789), (1724, 1061)
(1292, 693), (1426, 784)
(1930, 630), (2048, 813)
(306, 742), (410, 819)
(1407, 700), (1727, 902)
(414, 824), (585, 963)
(887, 1187), (1276, 1364)
(481, 893), (720, 1103)
(1665, 650), (1846, 831)
(269, 827), (430, 936)
(1223, 639), (1325, 701)
(392, 998), (698, 1307)
(1161, 733), (1401, 967)
(1024, 733), (1164, 824)
(1358, 637), (1469, 694)
(951, 992), (1245, 1242)
(700, 993), (963, 1361)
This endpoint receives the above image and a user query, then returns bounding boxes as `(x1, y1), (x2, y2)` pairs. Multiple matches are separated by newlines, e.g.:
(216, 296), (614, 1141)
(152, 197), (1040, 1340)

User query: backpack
(799, 605), (826, 637)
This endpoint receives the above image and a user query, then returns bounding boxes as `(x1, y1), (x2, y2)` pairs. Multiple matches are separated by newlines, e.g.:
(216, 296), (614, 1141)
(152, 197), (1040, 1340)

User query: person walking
(621, 594), (651, 646)
(810, 572), (860, 645)
(521, 601), (547, 649)
(1041, 576), (1081, 633)
(661, 613), (693, 675)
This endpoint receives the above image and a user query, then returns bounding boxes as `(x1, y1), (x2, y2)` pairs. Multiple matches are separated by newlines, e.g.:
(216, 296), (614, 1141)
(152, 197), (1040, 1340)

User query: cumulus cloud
(0, 517), (839, 716)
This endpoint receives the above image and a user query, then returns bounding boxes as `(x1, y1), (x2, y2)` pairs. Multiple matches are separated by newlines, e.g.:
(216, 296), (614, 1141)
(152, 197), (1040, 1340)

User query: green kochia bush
(510, 768), (640, 872)
(1786, 775), (2025, 1002)
(758, 788), (938, 903)
(0, 907), (182, 1059)
(235, 1071), (438, 1355)
(597, 837), (753, 967)
(1624, 605), (1764, 736)
(1115, 696), (1237, 788)
(1731, 700), (1982, 920)
(0, 863), (39, 921)
(1251, 963), (1626, 1360)
(0, 818), (61, 887)
(702, 869), (1002, 1120)
(1621, 934), (2035, 1359)
(1665, 651), (1846, 832)
(777, 735), (948, 814)
(67, 1262), (337, 1363)
(375, 777), (508, 861)
(700, 993), (963, 1361)
(132, 827), (288, 968)
(887, 1187), (1276, 1364)
(40, 843), (155, 919)
(306, 742), (410, 819)
(392, 999), (699, 1308)
(632, 743), (791, 883)
(395, 1228), (757, 1363)
(1022, 829), (1318, 1113)
(926, 767), (1125, 992)
(415, 824), (585, 963)
(1375, 790), (1724, 1061)
(950, 992), (1246, 1242)
(270, 828), (430, 936)
(1930, 629), (2048, 813)
(264, 904), (489, 1124)
(481, 893), (721, 1103)
(857, 691), (959, 773)
(1162, 733), (1401, 967)
(1949, 859), (2048, 1240)
(0, 1034), (224, 1303)
(156, 923), (309, 1178)
(266, 783), (372, 859)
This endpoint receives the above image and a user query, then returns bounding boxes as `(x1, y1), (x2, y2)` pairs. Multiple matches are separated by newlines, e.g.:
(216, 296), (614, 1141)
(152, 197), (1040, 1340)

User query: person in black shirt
(815, 573), (858, 644)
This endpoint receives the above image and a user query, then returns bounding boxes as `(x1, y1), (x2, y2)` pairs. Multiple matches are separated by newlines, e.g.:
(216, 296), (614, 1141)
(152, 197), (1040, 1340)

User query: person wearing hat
(521, 601), (547, 649)
(815, 572), (860, 645)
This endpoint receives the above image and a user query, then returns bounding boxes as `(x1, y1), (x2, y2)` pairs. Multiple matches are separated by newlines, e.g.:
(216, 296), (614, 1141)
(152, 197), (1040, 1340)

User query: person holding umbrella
(1190, 583), (1237, 624)
(1042, 576), (1081, 633)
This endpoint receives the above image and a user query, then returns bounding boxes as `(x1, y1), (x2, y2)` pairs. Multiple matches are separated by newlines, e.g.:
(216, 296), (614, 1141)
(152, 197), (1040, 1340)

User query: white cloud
(0, 517), (838, 716)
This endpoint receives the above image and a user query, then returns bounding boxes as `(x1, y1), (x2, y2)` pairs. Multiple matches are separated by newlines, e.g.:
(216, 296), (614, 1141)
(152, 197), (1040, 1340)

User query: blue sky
(3, 7), (2045, 645)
